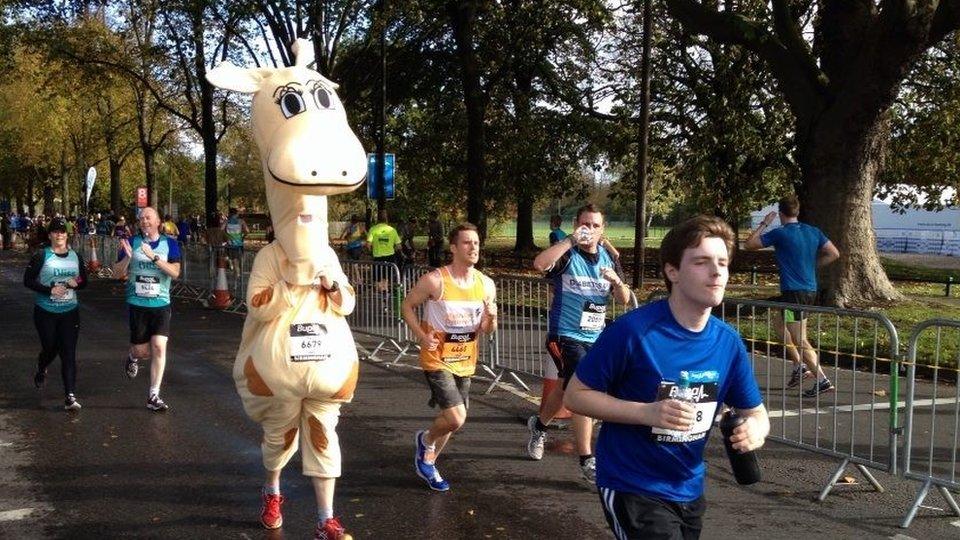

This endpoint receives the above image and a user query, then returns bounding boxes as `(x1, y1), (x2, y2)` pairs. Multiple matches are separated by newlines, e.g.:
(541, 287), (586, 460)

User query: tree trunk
(514, 191), (537, 253)
(27, 176), (35, 215)
(448, 0), (488, 241)
(43, 183), (55, 216)
(143, 146), (157, 207)
(797, 113), (901, 306)
(109, 158), (122, 215)
(203, 135), (218, 227)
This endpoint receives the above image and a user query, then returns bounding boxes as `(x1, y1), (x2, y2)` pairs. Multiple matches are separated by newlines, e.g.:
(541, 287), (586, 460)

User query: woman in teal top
(22, 217), (88, 411)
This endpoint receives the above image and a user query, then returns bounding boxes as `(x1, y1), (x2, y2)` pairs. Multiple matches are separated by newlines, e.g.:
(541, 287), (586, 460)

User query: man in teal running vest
(113, 207), (182, 411)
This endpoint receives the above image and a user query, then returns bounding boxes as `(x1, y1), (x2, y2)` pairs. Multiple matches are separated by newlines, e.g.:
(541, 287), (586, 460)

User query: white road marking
(768, 398), (959, 419)
(0, 508), (37, 521)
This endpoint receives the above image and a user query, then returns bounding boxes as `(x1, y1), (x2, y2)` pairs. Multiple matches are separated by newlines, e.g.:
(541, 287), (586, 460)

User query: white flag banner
(85, 167), (96, 206)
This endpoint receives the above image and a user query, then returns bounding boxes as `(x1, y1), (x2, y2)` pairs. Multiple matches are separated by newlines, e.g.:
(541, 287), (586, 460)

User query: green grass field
(485, 221), (667, 249)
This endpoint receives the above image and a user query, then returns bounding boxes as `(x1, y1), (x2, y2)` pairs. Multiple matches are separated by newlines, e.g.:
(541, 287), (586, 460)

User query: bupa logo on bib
(651, 370), (720, 444)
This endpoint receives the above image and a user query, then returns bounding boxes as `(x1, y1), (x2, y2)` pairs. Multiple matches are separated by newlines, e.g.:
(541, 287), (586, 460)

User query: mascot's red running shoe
(315, 516), (352, 540)
(259, 492), (284, 529)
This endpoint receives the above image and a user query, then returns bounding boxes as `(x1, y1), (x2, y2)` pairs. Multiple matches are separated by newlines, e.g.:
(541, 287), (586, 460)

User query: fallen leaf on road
(468, 510), (475, 516)
(840, 476), (857, 484)
(874, 390), (887, 397)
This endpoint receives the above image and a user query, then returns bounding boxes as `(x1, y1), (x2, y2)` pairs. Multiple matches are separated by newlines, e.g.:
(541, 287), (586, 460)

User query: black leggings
(34, 306), (80, 396)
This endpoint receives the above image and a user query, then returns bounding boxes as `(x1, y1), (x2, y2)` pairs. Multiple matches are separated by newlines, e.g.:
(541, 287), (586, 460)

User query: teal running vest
(126, 235), (174, 307)
(225, 218), (243, 247)
(548, 246), (615, 343)
(36, 247), (80, 313)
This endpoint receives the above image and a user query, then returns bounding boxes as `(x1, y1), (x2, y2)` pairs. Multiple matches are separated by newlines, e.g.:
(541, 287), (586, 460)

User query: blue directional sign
(367, 153), (395, 200)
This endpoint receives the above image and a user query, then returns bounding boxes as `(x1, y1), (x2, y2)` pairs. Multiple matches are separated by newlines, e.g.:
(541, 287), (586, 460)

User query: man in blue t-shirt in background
(565, 215), (769, 539)
(745, 194), (840, 397)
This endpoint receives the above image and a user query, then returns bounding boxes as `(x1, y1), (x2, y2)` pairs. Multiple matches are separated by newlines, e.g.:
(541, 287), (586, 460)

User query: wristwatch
(152, 255), (160, 263)
(323, 280), (340, 293)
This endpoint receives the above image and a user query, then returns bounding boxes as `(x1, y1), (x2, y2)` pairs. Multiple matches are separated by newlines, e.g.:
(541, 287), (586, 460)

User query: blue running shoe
(414, 430), (450, 492)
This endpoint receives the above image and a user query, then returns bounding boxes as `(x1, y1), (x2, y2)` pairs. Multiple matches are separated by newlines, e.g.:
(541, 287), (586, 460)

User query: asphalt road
(0, 248), (958, 540)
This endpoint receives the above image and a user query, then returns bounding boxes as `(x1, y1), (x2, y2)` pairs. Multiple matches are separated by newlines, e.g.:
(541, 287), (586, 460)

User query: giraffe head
(207, 39), (366, 278)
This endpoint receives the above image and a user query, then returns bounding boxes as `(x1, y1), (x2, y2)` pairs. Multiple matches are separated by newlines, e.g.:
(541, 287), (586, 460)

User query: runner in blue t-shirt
(113, 207), (182, 412)
(526, 203), (632, 483)
(745, 195), (840, 397)
(565, 215), (769, 539)
(547, 214), (566, 245)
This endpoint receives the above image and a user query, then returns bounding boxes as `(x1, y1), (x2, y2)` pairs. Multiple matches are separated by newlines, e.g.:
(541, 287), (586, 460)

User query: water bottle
(676, 370), (694, 402)
(719, 410), (762, 485)
(577, 226), (591, 244)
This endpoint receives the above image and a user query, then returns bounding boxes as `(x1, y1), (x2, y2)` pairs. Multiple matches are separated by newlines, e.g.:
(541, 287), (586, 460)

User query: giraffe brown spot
(308, 416), (328, 452)
(251, 287), (273, 307)
(283, 427), (298, 451)
(331, 361), (359, 401)
(244, 356), (274, 396)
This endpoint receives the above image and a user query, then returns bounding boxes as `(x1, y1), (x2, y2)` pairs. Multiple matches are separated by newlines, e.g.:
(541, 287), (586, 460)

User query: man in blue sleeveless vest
(113, 207), (182, 411)
(23, 217), (88, 411)
(526, 203), (632, 482)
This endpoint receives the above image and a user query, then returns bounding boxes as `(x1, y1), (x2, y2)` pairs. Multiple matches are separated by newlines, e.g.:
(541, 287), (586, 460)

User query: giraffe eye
(313, 87), (332, 109)
(279, 92), (305, 118)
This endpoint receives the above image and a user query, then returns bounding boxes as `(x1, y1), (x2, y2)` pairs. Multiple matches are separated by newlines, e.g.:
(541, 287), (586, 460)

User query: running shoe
(147, 394), (169, 411)
(125, 356), (139, 379)
(414, 430), (450, 492)
(64, 394), (81, 411)
(787, 364), (813, 388)
(803, 379), (835, 398)
(580, 456), (597, 483)
(314, 516), (348, 540)
(527, 415), (546, 460)
(259, 491), (284, 530)
(33, 368), (47, 389)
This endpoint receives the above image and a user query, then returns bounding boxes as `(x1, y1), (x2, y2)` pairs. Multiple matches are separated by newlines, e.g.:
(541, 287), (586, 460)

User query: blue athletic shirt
(575, 299), (762, 502)
(118, 235), (181, 308)
(548, 228), (567, 246)
(547, 245), (617, 343)
(35, 247), (81, 313)
(761, 222), (828, 293)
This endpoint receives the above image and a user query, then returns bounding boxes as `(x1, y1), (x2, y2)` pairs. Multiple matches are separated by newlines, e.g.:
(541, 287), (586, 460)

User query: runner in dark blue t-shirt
(566, 215), (769, 540)
(745, 195), (840, 397)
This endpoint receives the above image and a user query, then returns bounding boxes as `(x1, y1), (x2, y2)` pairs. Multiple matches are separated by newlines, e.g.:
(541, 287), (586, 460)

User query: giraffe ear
(206, 62), (265, 94)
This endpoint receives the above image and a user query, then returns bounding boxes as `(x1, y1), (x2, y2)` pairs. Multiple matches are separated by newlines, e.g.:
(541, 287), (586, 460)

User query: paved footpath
(0, 249), (955, 539)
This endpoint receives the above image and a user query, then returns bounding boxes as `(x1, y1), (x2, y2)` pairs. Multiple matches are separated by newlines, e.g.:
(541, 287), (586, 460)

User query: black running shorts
(598, 487), (706, 540)
(129, 305), (172, 344)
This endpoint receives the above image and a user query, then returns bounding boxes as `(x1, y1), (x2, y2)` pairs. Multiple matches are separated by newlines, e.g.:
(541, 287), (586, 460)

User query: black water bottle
(719, 410), (762, 485)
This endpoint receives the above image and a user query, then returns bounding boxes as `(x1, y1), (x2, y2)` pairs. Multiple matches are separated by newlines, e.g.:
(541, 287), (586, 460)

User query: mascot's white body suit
(207, 41), (365, 493)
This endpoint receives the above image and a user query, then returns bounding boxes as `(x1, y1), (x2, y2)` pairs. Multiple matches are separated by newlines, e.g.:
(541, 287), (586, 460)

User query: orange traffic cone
(540, 359), (572, 419)
(210, 255), (232, 309)
(87, 238), (102, 272)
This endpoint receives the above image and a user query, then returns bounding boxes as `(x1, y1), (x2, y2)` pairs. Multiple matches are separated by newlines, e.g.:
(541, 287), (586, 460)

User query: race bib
(289, 323), (331, 362)
(51, 284), (75, 303)
(650, 371), (719, 444)
(135, 275), (161, 298)
(440, 331), (477, 364)
(579, 301), (606, 331)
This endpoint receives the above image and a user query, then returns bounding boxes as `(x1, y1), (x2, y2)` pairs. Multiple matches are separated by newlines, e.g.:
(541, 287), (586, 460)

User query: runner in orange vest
(401, 222), (498, 492)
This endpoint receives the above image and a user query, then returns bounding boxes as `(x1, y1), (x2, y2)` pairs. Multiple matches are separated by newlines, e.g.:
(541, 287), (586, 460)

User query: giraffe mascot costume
(207, 39), (364, 540)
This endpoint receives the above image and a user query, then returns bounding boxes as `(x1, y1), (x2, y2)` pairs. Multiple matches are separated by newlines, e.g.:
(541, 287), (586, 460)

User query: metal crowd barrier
(716, 298), (900, 501)
(342, 260), (407, 362)
(484, 276), (639, 394)
(901, 319), (960, 528)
